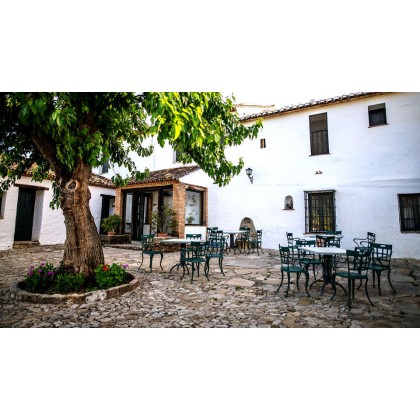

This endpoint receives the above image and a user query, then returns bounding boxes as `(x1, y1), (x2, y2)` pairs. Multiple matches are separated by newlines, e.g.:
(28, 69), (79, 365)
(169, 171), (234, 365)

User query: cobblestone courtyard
(1, 245), (419, 327)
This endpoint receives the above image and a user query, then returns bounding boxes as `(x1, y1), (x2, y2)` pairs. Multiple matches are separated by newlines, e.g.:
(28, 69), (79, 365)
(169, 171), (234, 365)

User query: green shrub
(23, 262), (56, 293)
(53, 272), (85, 293)
(94, 263), (127, 289)
(101, 214), (122, 233)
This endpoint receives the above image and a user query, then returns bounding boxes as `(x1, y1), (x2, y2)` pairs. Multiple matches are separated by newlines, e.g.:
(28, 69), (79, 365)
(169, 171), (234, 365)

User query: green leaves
(0, 92), (262, 194)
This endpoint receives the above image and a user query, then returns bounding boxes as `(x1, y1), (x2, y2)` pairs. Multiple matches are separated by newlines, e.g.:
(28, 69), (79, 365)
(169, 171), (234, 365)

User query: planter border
(10, 274), (142, 305)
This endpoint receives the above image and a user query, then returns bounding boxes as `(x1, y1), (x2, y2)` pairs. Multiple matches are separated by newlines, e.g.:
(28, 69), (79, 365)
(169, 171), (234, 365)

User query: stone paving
(0, 245), (419, 327)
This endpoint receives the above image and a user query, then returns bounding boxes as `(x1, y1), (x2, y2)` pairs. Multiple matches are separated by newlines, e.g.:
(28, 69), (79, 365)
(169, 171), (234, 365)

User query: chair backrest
(140, 234), (156, 250)
(254, 229), (263, 241)
(316, 235), (326, 247)
(371, 243), (392, 265)
(345, 248), (371, 275)
(209, 236), (225, 255)
(325, 236), (341, 247)
(367, 232), (376, 246)
(187, 240), (209, 259)
(286, 232), (300, 247)
(240, 228), (250, 240)
(353, 231), (376, 249)
(207, 227), (218, 239)
(208, 230), (224, 241)
(186, 233), (202, 239)
(279, 245), (293, 267)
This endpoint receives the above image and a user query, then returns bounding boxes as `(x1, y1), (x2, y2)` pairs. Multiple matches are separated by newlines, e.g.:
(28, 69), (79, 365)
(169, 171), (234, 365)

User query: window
(368, 103), (387, 126)
(0, 192), (4, 217)
(100, 160), (109, 174)
(399, 194), (420, 232)
(260, 138), (266, 149)
(309, 113), (329, 155)
(185, 190), (203, 225)
(173, 150), (181, 163)
(305, 190), (336, 233)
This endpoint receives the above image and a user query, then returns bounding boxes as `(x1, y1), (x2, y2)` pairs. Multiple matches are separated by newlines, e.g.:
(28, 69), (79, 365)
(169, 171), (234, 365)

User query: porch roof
(127, 165), (200, 186)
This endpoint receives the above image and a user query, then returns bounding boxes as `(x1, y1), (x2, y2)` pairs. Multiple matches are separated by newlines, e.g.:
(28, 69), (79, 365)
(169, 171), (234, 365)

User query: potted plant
(186, 214), (195, 225)
(152, 206), (176, 236)
(101, 214), (122, 236)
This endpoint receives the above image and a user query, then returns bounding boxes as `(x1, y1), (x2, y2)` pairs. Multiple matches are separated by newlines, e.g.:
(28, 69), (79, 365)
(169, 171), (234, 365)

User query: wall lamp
(315, 170), (323, 175)
(246, 167), (253, 184)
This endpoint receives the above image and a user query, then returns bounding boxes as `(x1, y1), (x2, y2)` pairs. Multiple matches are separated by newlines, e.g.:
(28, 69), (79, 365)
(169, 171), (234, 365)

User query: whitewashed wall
(205, 93), (420, 258)
(0, 176), (115, 250)
(94, 92), (420, 258)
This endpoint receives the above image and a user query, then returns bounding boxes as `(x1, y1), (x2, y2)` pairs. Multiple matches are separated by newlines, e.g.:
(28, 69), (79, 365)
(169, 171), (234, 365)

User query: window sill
(282, 209), (294, 211)
(368, 123), (388, 128)
(309, 153), (331, 157)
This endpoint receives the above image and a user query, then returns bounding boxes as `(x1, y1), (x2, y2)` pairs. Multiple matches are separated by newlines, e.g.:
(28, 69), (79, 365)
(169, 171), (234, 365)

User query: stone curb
(10, 275), (141, 305)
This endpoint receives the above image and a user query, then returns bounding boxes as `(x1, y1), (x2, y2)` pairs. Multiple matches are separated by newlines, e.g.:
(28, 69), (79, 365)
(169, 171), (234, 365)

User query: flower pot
(157, 233), (167, 237)
(107, 232), (117, 236)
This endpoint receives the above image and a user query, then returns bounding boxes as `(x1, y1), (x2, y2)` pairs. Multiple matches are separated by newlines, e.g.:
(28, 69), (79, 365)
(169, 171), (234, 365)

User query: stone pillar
(114, 187), (122, 217)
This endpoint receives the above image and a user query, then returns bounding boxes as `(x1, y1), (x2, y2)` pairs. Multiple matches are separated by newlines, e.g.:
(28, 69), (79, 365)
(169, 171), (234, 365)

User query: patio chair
(248, 229), (264, 255)
(237, 227), (250, 252)
(139, 234), (164, 272)
(186, 233), (202, 240)
(368, 243), (396, 295)
(333, 248), (372, 308)
(353, 232), (376, 250)
(275, 245), (310, 298)
(181, 240), (209, 283)
(206, 227), (218, 239)
(286, 232), (300, 247)
(296, 239), (322, 283)
(206, 236), (226, 276)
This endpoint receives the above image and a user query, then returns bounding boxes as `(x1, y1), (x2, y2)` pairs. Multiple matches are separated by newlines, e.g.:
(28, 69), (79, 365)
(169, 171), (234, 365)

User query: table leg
(169, 244), (190, 273)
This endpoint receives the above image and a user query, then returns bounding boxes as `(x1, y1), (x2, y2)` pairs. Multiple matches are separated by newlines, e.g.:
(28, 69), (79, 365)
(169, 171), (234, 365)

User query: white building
(0, 171), (115, 250)
(2, 92), (420, 258)
(105, 92), (420, 259)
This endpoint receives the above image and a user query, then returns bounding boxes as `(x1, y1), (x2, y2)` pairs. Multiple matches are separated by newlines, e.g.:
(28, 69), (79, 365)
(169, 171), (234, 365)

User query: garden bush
(23, 262), (56, 293)
(94, 263), (128, 289)
(53, 272), (85, 293)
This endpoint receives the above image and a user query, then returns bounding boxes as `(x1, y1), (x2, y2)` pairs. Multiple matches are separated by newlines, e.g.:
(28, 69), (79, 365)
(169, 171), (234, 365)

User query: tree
(0, 93), (262, 280)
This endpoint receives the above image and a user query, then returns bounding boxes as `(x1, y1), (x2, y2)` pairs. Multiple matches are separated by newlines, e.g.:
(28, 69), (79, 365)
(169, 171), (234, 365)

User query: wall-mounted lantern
(246, 167), (253, 184)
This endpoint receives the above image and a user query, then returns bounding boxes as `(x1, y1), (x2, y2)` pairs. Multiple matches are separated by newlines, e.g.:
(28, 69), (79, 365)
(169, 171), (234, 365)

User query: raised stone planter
(10, 274), (142, 304)
(100, 234), (131, 245)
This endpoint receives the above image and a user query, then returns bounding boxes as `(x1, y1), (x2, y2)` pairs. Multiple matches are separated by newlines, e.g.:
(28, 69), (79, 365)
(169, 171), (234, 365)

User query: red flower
(103, 265), (110, 271)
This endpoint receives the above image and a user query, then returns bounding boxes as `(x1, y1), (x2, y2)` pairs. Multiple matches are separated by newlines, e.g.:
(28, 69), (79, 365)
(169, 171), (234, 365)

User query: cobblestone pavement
(0, 245), (419, 327)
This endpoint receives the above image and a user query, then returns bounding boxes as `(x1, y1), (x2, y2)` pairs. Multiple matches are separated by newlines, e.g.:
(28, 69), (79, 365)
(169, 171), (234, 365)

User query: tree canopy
(0, 92), (262, 277)
(0, 92), (262, 198)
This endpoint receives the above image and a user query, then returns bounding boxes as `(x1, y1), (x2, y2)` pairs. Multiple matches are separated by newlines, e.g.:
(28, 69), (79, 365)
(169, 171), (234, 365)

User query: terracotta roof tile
(240, 92), (386, 122)
(128, 165), (200, 185)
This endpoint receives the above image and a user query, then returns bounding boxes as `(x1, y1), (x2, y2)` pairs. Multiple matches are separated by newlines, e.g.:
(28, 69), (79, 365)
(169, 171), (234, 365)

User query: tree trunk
(59, 160), (104, 280)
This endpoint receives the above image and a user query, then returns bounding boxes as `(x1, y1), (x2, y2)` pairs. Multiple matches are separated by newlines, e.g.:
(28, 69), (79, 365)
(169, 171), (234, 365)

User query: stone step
(13, 241), (40, 249)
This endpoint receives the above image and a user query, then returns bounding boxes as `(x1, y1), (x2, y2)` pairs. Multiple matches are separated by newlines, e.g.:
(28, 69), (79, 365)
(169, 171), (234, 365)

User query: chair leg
(347, 279), (352, 308)
(159, 253), (163, 270)
(149, 255), (154, 272)
(276, 271), (284, 293)
(191, 263), (195, 283)
(139, 253), (144, 270)
(219, 258), (225, 276)
(377, 271), (382, 296)
(365, 278), (374, 306)
(296, 272), (301, 291)
(304, 271), (310, 297)
(285, 273), (291, 298)
(387, 270), (396, 294)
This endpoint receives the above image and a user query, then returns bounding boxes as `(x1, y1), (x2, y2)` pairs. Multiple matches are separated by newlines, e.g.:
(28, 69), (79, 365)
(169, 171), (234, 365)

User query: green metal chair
(186, 233), (202, 240)
(181, 240), (209, 283)
(237, 227), (250, 252)
(286, 232), (300, 247)
(353, 232), (376, 250)
(139, 234), (164, 272)
(368, 243), (396, 295)
(248, 229), (264, 255)
(206, 236), (226, 276)
(333, 248), (372, 308)
(296, 239), (322, 283)
(206, 227), (218, 239)
(275, 245), (310, 298)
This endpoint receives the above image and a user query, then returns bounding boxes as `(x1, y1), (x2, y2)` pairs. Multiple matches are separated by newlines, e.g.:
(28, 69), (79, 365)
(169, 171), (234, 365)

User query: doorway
(14, 188), (36, 241)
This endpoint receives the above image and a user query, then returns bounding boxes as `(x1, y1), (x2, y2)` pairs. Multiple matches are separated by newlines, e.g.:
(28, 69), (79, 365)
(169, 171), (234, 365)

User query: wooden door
(14, 188), (36, 241)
